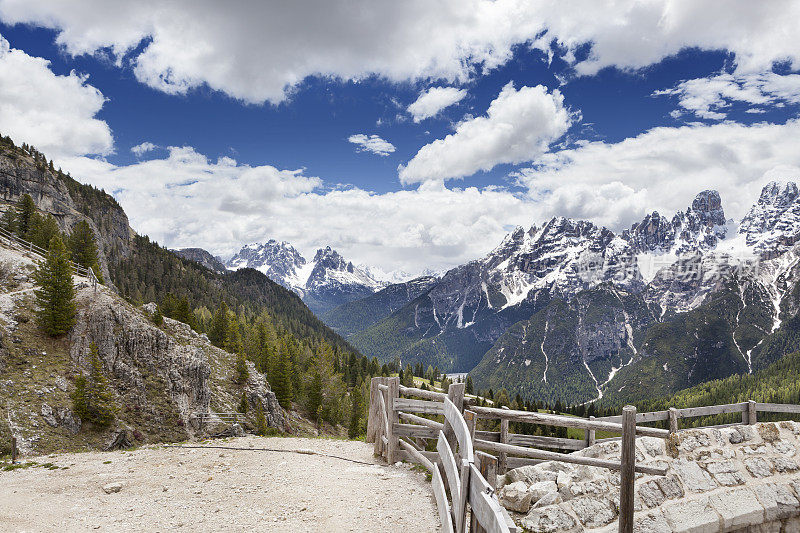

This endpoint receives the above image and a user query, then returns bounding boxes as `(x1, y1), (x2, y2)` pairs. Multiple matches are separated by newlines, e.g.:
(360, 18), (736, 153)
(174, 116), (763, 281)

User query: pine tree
(465, 375), (474, 395)
(237, 393), (249, 414)
(0, 207), (17, 234)
(274, 350), (294, 408)
(307, 370), (323, 420)
(151, 305), (163, 326)
(254, 404), (269, 436)
(71, 344), (115, 427)
(348, 384), (364, 439)
(68, 220), (99, 269)
(16, 194), (35, 237)
(234, 353), (249, 384)
(208, 302), (229, 347)
(33, 236), (76, 336)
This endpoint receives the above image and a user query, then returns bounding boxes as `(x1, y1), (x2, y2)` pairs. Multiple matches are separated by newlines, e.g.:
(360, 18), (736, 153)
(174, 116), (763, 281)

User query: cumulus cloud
(348, 134), (396, 156)
(399, 83), (572, 184)
(656, 72), (800, 119)
(0, 34), (112, 159)
(61, 149), (533, 274)
(514, 119), (800, 229)
(131, 141), (157, 156)
(408, 87), (467, 122)
(2, 1), (798, 103)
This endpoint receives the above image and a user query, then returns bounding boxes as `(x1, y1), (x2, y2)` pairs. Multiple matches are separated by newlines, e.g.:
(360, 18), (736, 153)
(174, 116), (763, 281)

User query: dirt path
(0, 436), (441, 532)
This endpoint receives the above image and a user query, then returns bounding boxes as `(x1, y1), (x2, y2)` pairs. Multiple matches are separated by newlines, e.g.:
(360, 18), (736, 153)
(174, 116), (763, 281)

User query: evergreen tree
(151, 305), (164, 326)
(208, 302), (229, 347)
(274, 350), (294, 408)
(234, 353), (249, 384)
(465, 375), (474, 395)
(33, 236), (76, 336)
(29, 214), (60, 249)
(0, 207), (17, 234)
(254, 404), (268, 435)
(68, 220), (99, 269)
(71, 344), (115, 427)
(348, 384), (364, 439)
(307, 370), (323, 420)
(16, 194), (35, 237)
(237, 393), (249, 414)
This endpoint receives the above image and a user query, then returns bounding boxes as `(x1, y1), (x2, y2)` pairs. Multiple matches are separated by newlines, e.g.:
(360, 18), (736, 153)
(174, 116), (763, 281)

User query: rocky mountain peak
(624, 189), (726, 255)
(739, 180), (800, 256)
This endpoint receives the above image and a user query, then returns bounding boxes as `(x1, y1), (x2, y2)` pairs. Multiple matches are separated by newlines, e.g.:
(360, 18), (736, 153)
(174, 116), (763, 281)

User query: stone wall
(497, 422), (800, 532)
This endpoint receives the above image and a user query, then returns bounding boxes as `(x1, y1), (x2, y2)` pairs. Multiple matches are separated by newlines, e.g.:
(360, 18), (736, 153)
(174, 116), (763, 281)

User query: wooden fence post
(464, 410), (477, 443)
(748, 400), (757, 425)
(386, 377), (400, 463)
(498, 418), (509, 474)
(443, 382), (465, 451)
(619, 405), (636, 533)
(472, 451), (498, 533)
(584, 415), (596, 448)
(366, 377), (381, 443)
(668, 408), (678, 433)
(11, 437), (17, 464)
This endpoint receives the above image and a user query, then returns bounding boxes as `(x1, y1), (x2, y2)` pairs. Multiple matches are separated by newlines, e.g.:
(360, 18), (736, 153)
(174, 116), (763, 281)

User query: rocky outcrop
(499, 422), (800, 532)
(0, 149), (132, 283)
(171, 248), (227, 274)
(739, 181), (800, 257)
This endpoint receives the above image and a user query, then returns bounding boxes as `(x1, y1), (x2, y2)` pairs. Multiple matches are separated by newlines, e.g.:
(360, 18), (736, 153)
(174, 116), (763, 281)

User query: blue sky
(0, 1), (799, 276)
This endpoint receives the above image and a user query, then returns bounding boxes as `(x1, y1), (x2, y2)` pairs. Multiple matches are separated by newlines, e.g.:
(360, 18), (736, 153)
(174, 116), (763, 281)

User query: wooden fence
(0, 225), (100, 290)
(367, 377), (671, 533)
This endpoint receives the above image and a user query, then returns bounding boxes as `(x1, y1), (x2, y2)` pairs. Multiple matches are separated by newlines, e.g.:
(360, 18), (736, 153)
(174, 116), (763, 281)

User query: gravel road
(0, 436), (441, 532)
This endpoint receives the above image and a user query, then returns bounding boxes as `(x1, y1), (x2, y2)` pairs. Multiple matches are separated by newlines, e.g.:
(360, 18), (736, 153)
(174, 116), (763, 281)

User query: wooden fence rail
(369, 377), (800, 532)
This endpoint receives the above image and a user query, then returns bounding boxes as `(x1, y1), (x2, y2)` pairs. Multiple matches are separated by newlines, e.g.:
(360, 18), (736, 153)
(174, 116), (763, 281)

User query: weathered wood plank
(748, 400), (757, 425)
(395, 449), (440, 465)
(438, 431), (461, 504)
(394, 397), (444, 415)
(668, 408), (678, 433)
(432, 468), (455, 533)
(470, 406), (668, 438)
(597, 410), (670, 424)
(399, 411), (445, 430)
(444, 397), (474, 462)
(619, 406), (636, 533)
(456, 460), (470, 533)
(394, 423), (438, 439)
(756, 402), (800, 414)
(367, 377), (381, 443)
(469, 464), (513, 533)
(386, 377), (400, 463)
(507, 434), (584, 451)
(675, 402), (747, 418)
(443, 383), (466, 453)
(400, 385), (448, 402)
(498, 418), (509, 474)
(474, 439), (666, 476)
(398, 438), (435, 472)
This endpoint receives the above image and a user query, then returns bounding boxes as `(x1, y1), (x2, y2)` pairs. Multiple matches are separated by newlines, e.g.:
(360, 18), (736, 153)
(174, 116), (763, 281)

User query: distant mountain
(172, 247), (227, 274)
(322, 275), (439, 337)
(346, 182), (800, 405)
(225, 240), (387, 315)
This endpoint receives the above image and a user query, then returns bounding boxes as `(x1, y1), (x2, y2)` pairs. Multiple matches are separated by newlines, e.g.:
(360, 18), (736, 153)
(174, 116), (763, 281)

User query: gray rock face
(0, 151), (132, 284)
(739, 181), (800, 257)
(172, 248), (227, 274)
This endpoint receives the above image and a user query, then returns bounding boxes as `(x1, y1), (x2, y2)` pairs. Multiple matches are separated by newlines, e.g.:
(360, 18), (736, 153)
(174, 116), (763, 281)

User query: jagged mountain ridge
(348, 181), (800, 404)
(225, 240), (388, 315)
(172, 247), (227, 274)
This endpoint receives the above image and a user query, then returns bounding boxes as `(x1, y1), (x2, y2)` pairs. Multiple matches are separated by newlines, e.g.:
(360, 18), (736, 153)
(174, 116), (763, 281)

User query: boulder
(498, 481), (534, 513)
(102, 482), (123, 494)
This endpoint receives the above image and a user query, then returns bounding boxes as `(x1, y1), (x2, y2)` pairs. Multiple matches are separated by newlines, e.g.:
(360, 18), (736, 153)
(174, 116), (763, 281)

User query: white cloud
(399, 83), (572, 184)
(514, 119), (800, 229)
(656, 72), (800, 119)
(131, 141), (157, 156)
(2, 1), (798, 103)
(408, 87), (467, 122)
(348, 134), (396, 156)
(0, 34), (112, 159)
(61, 149), (533, 275)
(54, 119), (800, 276)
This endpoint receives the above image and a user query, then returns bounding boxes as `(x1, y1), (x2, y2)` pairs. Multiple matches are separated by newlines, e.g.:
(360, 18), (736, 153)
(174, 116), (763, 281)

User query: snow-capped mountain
(347, 181), (800, 405)
(225, 240), (386, 315)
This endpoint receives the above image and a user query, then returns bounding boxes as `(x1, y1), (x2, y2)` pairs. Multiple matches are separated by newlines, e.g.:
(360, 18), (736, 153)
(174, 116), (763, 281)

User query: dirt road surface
(0, 436), (441, 532)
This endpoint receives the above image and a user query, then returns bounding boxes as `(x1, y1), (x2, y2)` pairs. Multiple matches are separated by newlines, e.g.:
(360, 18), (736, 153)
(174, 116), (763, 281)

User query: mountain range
(321, 183), (800, 406)
(221, 241), (390, 315)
